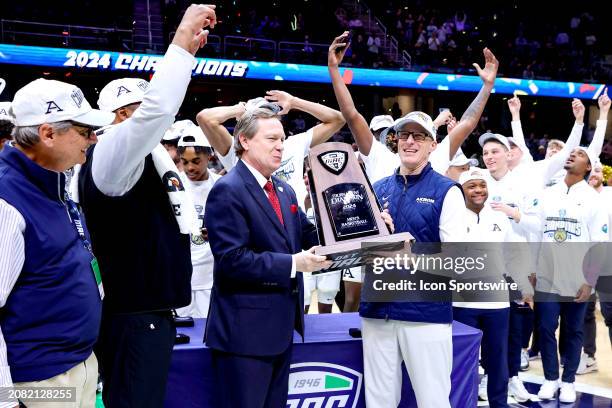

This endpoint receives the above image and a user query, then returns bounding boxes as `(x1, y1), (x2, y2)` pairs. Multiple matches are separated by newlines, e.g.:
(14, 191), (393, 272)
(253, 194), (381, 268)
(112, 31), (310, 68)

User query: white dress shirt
(241, 160), (298, 277)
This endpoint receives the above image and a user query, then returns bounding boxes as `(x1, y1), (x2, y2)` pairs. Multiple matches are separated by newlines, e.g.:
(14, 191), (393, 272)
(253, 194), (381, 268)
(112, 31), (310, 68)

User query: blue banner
(0, 43), (607, 100)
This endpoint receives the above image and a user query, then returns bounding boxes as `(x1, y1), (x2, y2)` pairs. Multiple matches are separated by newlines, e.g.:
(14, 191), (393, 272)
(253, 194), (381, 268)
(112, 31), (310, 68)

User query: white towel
(68, 140), (200, 237)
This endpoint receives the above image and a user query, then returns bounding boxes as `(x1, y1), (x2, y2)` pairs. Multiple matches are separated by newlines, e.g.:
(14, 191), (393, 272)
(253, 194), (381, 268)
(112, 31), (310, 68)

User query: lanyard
(63, 192), (94, 255)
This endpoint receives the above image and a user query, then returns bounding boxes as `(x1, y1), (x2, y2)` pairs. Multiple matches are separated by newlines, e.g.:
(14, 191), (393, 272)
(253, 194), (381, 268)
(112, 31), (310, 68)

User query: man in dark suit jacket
(205, 106), (332, 408)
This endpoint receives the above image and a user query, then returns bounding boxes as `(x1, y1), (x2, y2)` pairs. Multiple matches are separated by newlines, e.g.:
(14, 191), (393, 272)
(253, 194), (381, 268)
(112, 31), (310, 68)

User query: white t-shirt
(219, 129), (313, 210)
(183, 171), (221, 290)
(361, 136), (451, 184)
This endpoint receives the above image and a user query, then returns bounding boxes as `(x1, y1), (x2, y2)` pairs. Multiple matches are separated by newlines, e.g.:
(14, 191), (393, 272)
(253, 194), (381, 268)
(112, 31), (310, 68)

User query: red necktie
(264, 181), (284, 225)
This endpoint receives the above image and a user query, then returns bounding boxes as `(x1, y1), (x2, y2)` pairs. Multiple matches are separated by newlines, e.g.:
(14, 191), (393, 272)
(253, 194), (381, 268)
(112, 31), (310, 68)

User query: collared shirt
(0, 199), (25, 391)
(241, 160), (297, 277)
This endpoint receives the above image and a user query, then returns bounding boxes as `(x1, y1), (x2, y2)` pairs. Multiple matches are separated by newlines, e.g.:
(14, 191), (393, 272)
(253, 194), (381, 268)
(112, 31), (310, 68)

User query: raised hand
(265, 90), (295, 115)
(433, 109), (453, 128)
(507, 95), (522, 117)
(234, 102), (247, 120)
(572, 98), (585, 124)
(171, 4), (217, 55)
(328, 31), (351, 68)
(473, 48), (499, 87)
(598, 87), (610, 114)
(447, 114), (458, 133)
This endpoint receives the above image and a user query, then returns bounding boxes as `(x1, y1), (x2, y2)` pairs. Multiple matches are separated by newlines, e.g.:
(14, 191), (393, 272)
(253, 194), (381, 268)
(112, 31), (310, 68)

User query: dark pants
(508, 302), (529, 377)
(530, 302), (540, 354)
(583, 295), (597, 357)
(601, 301), (612, 345)
(97, 311), (176, 408)
(212, 345), (292, 408)
(596, 276), (612, 346)
(536, 292), (588, 383)
(521, 305), (534, 349)
(453, 307), (509, 408)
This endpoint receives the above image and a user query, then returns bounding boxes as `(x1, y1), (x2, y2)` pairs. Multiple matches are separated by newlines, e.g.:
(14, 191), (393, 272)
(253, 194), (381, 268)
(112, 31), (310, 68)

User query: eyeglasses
(70, 122), (95, 139)
(396, 131), (432, 142)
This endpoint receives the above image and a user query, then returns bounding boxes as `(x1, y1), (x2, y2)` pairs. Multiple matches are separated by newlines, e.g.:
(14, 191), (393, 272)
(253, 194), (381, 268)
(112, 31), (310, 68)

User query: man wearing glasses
(360, 111), (468, 408)
(0, 78), (113, 407)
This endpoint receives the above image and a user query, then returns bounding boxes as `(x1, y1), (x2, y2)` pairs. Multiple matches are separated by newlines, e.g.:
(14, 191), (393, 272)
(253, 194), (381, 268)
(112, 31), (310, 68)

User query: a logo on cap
(136, 81), (149, 91)
(116, 85), (131, 97)
(71, 89), (84, 108)
(0, 108), (7, 115)
(411, 112), (430, 124)
(45, 101), (64, 114)
(318, 151), (348, 175)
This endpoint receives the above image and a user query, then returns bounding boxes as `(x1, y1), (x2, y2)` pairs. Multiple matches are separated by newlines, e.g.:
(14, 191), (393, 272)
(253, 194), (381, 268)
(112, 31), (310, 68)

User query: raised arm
(196, 102), (245, 156)
(508, 95), (534, 162)
(92, 5), (217, 196)
(328, 32), (375, 155)
(541, 99), (585, 184)
(446, 48), (499, 159)
(588, 88), (610, 158)
(265, 90), (345, 147)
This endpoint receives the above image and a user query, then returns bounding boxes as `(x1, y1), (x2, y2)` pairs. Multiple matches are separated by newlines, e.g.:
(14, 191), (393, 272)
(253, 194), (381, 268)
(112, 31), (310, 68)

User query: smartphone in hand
(336, 31), (353, 53)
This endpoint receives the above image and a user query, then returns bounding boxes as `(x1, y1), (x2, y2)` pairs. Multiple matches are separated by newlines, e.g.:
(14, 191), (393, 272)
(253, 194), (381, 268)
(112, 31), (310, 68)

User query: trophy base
(312, 232), (414, 275)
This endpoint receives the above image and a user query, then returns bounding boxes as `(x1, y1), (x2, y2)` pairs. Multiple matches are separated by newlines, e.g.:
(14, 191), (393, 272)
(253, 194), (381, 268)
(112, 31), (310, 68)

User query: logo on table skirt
(286, 363), (362, 408)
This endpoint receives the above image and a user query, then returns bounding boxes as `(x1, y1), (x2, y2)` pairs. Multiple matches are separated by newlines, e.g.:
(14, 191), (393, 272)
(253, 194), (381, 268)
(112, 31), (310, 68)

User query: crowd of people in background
(1, 3), (611, 408)
(3, 0), (610, 82)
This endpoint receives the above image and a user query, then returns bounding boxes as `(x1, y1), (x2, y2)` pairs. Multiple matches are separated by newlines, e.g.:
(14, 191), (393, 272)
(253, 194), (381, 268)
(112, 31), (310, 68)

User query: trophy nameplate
(307, 142), (413, 274)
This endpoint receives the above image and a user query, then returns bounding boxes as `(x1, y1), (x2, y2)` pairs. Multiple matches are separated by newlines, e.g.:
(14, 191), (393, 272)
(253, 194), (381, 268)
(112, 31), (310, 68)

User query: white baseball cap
(459, 167), (488, 185)
(178, 124), (211, 149)
(163, 119), (195, 142)
(450, 149), (479, 167)
(97, 78), (150, 112)
(478, 132), (511, 151)
(11, 78), (113, 127)
(369, 115), (394, 131)
(574, 146), (598, 168)
(0, 102), (13, 122)
(393, 111), (436, 138)
(245, 97), (281, 114)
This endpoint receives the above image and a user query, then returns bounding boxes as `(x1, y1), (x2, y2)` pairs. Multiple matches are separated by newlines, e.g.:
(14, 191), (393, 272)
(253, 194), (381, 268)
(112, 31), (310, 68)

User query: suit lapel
(276, 181), (296, 251)
(237, 161), (290, 246)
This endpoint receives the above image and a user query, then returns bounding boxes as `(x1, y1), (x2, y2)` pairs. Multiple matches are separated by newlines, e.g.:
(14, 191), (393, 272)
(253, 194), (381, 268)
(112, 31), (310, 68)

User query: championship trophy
(307, 142), (413, 274)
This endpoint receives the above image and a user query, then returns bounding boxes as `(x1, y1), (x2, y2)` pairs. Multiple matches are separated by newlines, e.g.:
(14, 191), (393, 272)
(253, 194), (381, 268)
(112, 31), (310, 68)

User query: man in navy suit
(204, 106), (332, 408)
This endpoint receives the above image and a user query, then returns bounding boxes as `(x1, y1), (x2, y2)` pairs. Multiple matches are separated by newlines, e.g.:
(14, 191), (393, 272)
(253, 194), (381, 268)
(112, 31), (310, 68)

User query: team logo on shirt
(545, 209), (582, 242)
(162, 171), (185, 192)
(553, 228), (568, 242)
(274, 158), (295, 182)
(287, 363), (362, 408)
(492, 224), (501, 232)
(318, 151), (348, 175)
(416, 197), (435, 204)
(603, 224), (608, 234)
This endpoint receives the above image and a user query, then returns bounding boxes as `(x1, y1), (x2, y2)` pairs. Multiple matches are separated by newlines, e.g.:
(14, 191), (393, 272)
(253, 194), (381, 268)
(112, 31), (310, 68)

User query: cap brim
(393, 118), (432, 137)
(478, 134), (510, 150)
(72, 109), (115, 128)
